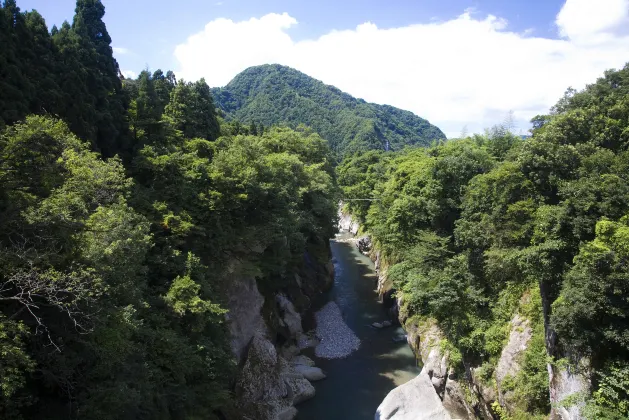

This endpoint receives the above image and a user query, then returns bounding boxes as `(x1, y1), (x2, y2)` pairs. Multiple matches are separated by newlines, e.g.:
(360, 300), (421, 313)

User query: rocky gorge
(223, 248), (335, 420)
(224, 209), (592, 420)
(338, 210), (592, 420)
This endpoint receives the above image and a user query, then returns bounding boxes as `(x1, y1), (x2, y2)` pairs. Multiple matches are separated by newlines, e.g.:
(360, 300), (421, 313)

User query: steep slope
(211, 64), (446, 156)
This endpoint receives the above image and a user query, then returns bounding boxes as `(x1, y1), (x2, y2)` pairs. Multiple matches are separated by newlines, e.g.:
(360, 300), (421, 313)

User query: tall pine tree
(0, 0), (33, 127)
(165, 78), (220, 141)
(71, 0), (128, 157)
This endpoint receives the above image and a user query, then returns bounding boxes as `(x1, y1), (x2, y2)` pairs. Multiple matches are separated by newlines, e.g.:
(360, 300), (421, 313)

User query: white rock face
(337, 206), (360, 235)
(375, 372), (452, 420)
(405, 320), (476, 419)
(350, 221), (360, 235)
(548, 362), (591, 420)
(293, 364), (327, 381)
(496, 315), (532, 407)
(338, 209), (353, 231)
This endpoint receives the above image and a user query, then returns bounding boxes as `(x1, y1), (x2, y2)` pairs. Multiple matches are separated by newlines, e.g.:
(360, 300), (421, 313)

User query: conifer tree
(71, 0), (128, 157)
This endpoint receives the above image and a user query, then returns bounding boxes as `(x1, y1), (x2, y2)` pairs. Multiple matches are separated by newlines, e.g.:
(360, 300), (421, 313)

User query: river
(297, 232), (420, 419)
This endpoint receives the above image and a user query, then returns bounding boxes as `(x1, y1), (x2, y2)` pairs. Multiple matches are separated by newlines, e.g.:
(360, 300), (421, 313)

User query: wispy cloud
(121, 70), (137, 79)
(174, 0), (629, 137)
(112, 46), (131, 55)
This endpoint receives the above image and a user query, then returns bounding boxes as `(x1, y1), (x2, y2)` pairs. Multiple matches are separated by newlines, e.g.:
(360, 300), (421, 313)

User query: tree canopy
(0, 2), (338, 418)
(338, 63), (629, 419)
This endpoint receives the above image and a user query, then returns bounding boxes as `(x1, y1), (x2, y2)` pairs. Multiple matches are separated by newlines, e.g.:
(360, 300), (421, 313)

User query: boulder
(392, 334), (408, 343)
(291, 355), (316, 367)
(236, 334), (315, 420)
(276, 294), (303, 337)
(357, 236), (372, 253)
(278, 356), (316, 405)
(293, 364), (327, 381)
(236, 335), (289, 419)
(382, 320), (392, 327)
(276, 407), (298, 420)
(372, 322), (384, 329)
(375, 372), (452, 420)
(297, 334), (320, 350)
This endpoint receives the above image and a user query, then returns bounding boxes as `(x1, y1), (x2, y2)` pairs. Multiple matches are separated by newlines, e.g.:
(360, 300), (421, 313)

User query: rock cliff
(338, 211), (566, 420)
(224, 251), (334, 420)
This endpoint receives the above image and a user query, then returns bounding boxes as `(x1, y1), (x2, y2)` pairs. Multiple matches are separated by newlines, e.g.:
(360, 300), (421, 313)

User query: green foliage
(583, 362), (629, 420)
(338, 64), (629, 417)
(165, 78), (221, 141)
(0, 0), (129, 158)
(552, 216), (629, 358)
(211, 64), (446, 157)
(0, 315), (34, 402)
(336, 150), (392, 224)
(0, 112), (336, 418)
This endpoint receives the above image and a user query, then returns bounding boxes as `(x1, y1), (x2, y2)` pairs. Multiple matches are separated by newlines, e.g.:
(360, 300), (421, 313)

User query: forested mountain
(211, 64), (446, 156)
(339, 64), (629, 419)
(0, 1), (337, 419)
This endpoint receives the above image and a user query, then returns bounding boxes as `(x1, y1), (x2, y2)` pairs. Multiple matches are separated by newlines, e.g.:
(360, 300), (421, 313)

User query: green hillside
(211, 64), (446, 156)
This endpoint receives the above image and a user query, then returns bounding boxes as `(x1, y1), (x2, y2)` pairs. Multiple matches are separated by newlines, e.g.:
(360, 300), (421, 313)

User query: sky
(17, 0), (629, 138)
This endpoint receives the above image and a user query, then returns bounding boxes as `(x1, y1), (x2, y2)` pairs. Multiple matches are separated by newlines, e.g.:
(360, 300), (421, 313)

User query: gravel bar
(314, 301), (360, 359)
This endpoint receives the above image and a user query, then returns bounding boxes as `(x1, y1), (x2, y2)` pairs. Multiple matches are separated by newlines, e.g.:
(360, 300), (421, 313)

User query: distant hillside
(211, 64), (446, 156)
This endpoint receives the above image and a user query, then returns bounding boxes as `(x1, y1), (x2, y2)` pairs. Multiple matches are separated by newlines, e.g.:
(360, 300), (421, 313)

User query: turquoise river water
(297, 232), (420, 420)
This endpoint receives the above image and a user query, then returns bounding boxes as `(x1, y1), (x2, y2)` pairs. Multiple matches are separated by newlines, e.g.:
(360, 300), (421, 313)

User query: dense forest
(3, 0), (629, 419)
(211, 64), (446, 157)
(0, 1), (337, 418)
(339, 65), (629, 419)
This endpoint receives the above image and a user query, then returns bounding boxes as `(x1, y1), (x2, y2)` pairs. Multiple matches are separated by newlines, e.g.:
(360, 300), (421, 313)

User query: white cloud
(174, 1), (629, 138)
(557, 0), (629, 40)
(113, 46), (130, 55)
(122, 70), (137, 79)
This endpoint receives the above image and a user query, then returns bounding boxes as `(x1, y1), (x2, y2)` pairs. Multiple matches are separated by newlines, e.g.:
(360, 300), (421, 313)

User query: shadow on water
(297, 234), (420, 420)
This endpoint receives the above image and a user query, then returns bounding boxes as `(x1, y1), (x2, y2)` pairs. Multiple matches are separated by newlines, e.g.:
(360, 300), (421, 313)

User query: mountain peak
(212, 65), (445, 156)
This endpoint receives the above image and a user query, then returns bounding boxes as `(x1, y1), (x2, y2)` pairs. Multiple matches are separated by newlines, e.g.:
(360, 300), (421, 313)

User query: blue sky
(19, 0), (566, 78)
(15, 0), (629, 137)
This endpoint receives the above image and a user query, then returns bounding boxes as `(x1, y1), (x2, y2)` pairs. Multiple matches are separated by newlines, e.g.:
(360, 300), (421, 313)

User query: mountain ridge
(211, 64), (446, 156)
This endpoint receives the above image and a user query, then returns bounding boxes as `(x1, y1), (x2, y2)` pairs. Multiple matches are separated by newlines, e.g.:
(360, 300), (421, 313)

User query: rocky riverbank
(314, 301), (360, 359)
(224, 249), (335, 420)
(338, 209), (589, 420)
